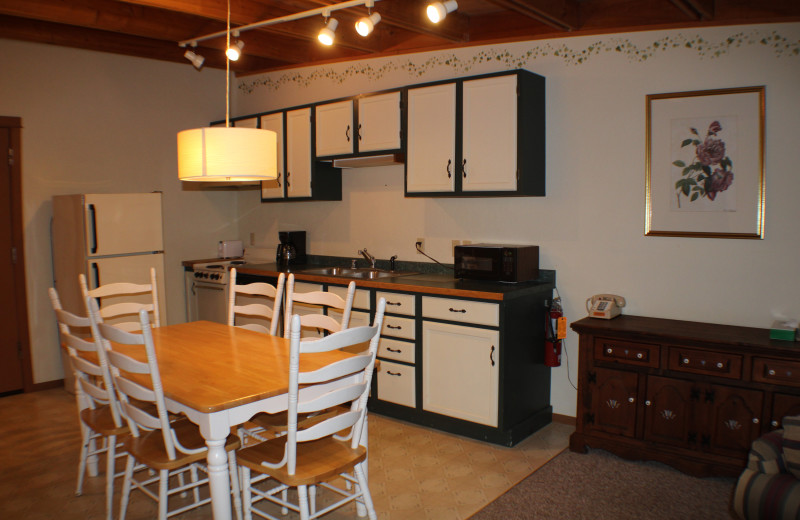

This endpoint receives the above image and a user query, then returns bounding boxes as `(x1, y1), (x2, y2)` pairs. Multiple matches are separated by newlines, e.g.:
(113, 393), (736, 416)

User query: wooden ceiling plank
(483, 0), (577, 31)
(683, 0), (714, 19)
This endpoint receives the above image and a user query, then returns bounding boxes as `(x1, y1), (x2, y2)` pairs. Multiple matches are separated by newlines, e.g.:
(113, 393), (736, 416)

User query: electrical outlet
(416, 238), (425, 254)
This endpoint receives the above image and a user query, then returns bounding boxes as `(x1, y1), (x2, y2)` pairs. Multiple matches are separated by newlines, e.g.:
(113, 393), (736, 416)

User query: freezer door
(84, 193), (163, 256)
(86, 253), (167, 327)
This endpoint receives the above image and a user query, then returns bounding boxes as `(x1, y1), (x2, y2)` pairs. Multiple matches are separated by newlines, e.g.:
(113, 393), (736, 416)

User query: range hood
(331, 153), (404, 169)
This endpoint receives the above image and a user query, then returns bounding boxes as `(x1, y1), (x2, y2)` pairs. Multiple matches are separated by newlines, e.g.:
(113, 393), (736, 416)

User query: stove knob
(212, 273), (219, 280)
(194, 272), (201, 278)
(202, 272), (209, 278)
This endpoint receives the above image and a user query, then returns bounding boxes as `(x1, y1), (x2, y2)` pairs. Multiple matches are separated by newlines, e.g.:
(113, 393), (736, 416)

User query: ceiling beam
(669, 0), (715, 20)
(483, 0), (578, 31)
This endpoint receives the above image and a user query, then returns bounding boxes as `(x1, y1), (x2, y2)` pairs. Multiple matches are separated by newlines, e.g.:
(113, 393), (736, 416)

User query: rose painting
(669, 116), (737, 212)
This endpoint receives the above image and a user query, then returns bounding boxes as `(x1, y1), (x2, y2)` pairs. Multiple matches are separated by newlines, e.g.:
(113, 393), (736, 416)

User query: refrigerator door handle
(88, 204), (98, 254)
(91, 262), (100, 289)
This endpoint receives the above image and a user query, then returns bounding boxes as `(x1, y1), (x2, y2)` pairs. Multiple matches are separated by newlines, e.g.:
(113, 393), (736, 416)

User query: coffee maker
(276, 231), (307, 266)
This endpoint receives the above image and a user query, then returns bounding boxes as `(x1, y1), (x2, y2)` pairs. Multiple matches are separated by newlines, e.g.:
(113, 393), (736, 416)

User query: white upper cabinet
(406, 83), (457, 193)
(357, 91), (402, 153)
(286, 107), (313, 198)
(315, 100), (354, 157)
(462, 75), (518, 192)
(405, 70), (545, 197)
(258, 112), (285, 200)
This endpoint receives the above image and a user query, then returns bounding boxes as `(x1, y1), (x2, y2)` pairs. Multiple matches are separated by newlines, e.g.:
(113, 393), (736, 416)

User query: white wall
(0, 40), (240, 384)
(232, 23), (800, 417)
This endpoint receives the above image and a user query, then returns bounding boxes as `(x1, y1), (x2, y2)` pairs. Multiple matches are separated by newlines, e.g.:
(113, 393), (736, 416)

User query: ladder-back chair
(227, 269), (285, 336)
(79, 266), (161, 332)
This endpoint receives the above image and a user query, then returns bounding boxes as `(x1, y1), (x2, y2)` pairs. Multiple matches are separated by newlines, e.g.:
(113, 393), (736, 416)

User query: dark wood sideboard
(570, 315), (800, 477)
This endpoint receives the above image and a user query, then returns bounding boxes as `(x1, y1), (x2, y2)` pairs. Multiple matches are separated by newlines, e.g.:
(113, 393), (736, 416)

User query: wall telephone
(586, 294), (626, 319)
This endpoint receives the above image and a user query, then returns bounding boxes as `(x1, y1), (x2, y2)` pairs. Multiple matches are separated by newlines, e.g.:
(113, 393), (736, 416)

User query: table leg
(206, 438), (233, 520)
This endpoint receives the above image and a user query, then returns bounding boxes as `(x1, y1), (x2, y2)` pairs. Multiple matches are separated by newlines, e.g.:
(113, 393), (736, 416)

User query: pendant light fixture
(177, 0), (277, 182)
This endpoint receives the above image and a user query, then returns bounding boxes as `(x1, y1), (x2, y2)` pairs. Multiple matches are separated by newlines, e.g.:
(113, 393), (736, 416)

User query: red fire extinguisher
(544, 296), (564, 367)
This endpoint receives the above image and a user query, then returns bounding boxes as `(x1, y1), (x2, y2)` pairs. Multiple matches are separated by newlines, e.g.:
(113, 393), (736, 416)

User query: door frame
(1, 116), (33, 393)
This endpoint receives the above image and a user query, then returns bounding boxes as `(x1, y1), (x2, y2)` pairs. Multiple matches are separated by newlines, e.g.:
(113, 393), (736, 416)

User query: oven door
(185, 274), (228, 324)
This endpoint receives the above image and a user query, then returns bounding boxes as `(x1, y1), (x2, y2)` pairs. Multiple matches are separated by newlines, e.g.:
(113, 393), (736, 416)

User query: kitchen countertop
(233, 262), (555, 301)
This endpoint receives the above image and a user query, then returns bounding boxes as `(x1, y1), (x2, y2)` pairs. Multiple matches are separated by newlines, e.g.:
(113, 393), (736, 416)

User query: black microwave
(454, 244), (539, 282)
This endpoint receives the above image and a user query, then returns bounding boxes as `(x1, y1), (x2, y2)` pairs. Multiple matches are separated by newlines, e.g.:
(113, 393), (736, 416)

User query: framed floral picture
(645, 86), (765, 238)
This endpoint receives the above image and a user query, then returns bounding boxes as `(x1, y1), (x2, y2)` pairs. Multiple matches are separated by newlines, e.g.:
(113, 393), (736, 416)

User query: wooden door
(585, 367), (638, 437)
(0, 118), (28, 394)
(703, 384), (762, 457)
(259, 112), (285, 200)
(358, 91), (401, 153)
(644, 375), (693, 448)
(771, 393), (800, 430)
(315, 100), (353, 157)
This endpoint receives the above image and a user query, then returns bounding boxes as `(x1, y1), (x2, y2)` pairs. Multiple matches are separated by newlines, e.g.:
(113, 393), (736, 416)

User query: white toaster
(218, 240), (244, 258)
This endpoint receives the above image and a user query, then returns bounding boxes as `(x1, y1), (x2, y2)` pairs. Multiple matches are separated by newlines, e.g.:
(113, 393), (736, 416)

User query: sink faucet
(358, 248), (376, 268)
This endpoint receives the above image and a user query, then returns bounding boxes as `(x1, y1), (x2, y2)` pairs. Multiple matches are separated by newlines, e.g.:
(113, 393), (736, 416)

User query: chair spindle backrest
(227, 269), (285, 336)
(79, 267), (161, 332)
(283, 274), (356, 338)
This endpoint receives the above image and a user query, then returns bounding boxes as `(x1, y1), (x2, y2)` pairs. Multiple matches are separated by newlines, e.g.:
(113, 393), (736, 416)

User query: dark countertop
(233, 262), (554, 301)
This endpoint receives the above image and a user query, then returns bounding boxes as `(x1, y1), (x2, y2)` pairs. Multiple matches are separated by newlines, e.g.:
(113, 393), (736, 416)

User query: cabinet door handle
(386, 324), (402, 330)
(357, 123), (362, 141)
(449, 308), (467, 313)
(276, 171), (282, 187)
(346, 124), (351, 142)
(462, 158), (467, 178)
(386, 371), (402, 376)
(446, 159), (452, 179)
(386, 347), (402, 353)
(286, 171), (291, 187)
(386, 301), (402, 306)
(490, 345), (495, 366)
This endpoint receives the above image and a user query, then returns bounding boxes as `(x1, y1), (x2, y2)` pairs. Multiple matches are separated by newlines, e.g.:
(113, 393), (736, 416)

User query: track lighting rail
(178, 0), (384, 48)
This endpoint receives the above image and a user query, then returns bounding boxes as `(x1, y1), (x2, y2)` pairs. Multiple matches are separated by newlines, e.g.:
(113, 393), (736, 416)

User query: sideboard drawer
(379, 337), (415, 364)
(753, 358), (800, 388)
(328, 285), (370, 310)
(668, 346), (742, 380)
(593, 338), (660, 368)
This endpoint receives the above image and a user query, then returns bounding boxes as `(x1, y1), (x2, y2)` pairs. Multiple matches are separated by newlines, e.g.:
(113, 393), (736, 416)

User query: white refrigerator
(52, 193), (167, 387)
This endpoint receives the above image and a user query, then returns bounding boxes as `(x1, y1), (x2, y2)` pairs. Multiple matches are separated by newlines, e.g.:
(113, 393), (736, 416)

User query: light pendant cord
(226, 0), (230, 128)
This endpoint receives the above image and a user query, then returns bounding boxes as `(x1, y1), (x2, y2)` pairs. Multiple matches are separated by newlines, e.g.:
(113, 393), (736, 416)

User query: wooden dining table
(115, 320), (358, 520)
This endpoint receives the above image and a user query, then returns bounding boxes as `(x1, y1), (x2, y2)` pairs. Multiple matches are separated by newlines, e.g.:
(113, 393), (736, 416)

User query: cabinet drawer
(422, 296), (498, 327)
(753, 358), (800, 388)
(594, 338), (660, 368)
(382, 315), (415, 340)
(376, 291), (415, 316)
(377, 360), (416, 408)
(378, 337), (415, 364)
(668, 346), (742, 380)
(328, 285), (370, 310)
(329, 309), (371, 329)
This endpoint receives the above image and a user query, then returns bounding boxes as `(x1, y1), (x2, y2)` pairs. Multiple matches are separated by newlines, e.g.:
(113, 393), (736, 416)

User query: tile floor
(0, 388), (572, 519)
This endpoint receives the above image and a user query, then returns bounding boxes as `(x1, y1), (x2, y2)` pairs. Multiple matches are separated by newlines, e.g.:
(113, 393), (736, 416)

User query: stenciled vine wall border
(239, 27), (799, 95)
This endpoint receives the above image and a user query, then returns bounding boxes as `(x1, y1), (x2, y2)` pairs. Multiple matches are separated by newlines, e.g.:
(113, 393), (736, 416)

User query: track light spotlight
(184, 49), (205, 70)
(355, 12), (381, 37)
(317, 17), (338, 46)
(427, 0), (458, 23)
(226, 40), (244, 61)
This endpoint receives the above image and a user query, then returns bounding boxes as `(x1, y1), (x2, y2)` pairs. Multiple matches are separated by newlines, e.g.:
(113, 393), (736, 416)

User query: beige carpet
(0, 388), (572, 519)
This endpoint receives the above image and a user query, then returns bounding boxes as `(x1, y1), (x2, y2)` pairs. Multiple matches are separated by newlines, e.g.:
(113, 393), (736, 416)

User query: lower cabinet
(571, 315), (800, 477)
(422, 321), (499, 427)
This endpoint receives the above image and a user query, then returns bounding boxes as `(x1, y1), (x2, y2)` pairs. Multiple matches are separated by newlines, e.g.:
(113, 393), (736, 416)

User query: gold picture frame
(645, 86), (765, 239)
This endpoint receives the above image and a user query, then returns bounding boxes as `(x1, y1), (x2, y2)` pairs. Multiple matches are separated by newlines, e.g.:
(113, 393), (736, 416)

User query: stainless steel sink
(299, 267), (417, 279)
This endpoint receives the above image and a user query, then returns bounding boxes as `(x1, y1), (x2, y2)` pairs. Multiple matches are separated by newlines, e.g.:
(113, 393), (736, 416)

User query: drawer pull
(683, 358), (690, 365)
(449, 307), (467, 313)
(645, 400), (651, 406)
(768, 369), (776, 376)
(636, 353), (643, 359)
(716, 362), (724, 369)
(386, 371), (402, 376)
(386, 324), (402, 330)
(386, 301), (402, 306)
(386, 347), (402, 353)
(606, 348), (613, 354)
(628, 397), (635, 403)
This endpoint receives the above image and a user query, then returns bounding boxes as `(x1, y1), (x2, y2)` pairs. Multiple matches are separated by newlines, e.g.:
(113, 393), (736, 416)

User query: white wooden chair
(49, 287), (128, 520)
(238, 298), (387, 520)
(89, 302), (242, 520)
(79, 267), (161, 331)
(242, 275), (358, 443)
(227, 269), (285, 336)
(283, 274), (356, 338)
